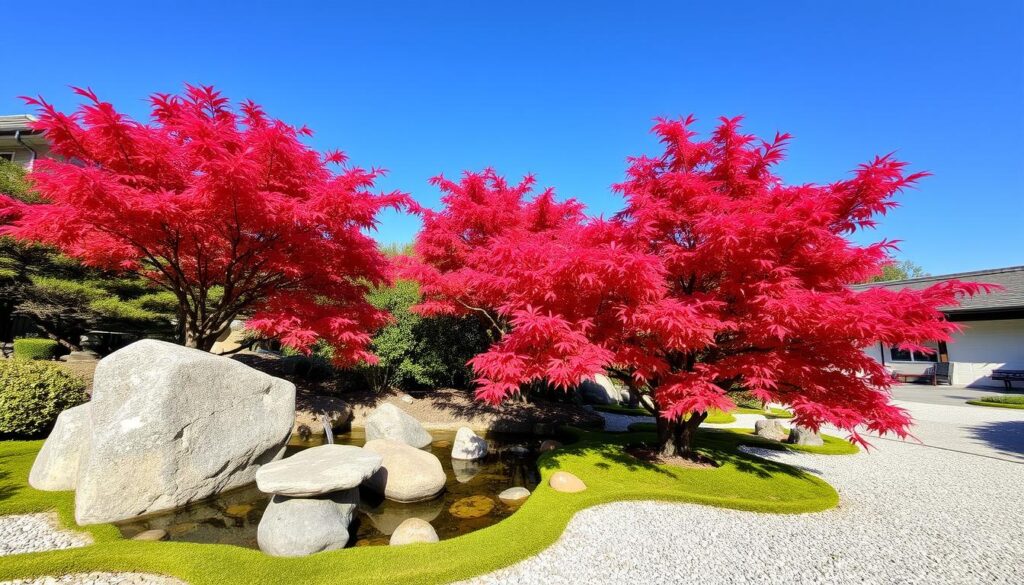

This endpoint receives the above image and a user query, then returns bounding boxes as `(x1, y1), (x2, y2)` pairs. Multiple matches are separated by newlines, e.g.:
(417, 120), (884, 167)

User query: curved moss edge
(966, 399), (1024, 410)
(594, 405), (794, 422)
(0, 428), (840, 585)
(624, 424), (859, 456)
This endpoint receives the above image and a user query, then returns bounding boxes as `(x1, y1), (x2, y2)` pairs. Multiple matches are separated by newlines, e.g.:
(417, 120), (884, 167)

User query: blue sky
(2, 1), (1021, 275)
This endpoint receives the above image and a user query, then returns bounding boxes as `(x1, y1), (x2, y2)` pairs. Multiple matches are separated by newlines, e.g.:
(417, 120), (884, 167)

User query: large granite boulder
(754, 419), (787, 442)
(787, 426), (824, 447)
(257, 489), (358, 557)
(364, 404), (432, 448)
(74, 339), (295, 525)
(451, 427), (487, 460)
(579, 374), (619, 405)
(29, 403), (91, 491)
(363, 439), (446, 503)
(256, 445), (382, 497)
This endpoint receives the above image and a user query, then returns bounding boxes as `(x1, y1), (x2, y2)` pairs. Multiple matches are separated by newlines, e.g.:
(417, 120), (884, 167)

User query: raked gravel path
(0, 514), (90, 557)
(1, 573), (186, 585)
(465, 401), (1024, 584)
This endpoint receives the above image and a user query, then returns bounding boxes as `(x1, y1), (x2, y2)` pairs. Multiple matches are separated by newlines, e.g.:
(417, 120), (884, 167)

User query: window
(889, 342), (939, 363)
(0, 152), (15, 162)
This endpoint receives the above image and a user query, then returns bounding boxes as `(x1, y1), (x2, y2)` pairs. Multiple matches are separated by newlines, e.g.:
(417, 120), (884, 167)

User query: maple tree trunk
(181, 319), (229, 352)
(657, 411), (707, 459)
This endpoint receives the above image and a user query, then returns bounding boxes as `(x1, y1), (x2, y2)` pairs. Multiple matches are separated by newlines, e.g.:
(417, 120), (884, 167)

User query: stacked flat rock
(255, 445), (382, 497)
(256, 445), (382, 557)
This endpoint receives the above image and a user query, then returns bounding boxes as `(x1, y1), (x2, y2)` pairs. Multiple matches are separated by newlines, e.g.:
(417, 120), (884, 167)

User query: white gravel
(465, 402), (1024, 584)
(1, 573), (185, 585)
(0, 514), (90, 556)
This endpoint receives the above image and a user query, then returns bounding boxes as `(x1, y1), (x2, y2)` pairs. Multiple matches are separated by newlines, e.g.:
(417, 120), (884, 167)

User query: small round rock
(549, 471), (586, 493)
(132, 529), (168, 542)
(498, 486), (531, 504)
(390, 518), (439, 546)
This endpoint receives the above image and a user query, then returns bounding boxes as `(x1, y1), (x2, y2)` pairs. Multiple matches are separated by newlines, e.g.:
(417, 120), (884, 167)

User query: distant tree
(0, 159), (172, 350)
(0, 86), (409, 359)
(406, 118), (987, 458)
(867, 259), (928, 283)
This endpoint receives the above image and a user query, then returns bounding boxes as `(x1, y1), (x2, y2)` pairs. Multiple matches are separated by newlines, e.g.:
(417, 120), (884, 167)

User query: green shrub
(359, 280), (491, 391)
(13, 338), (61, 361)
(0, 360), (87, 437)
(282, 341), (336, 381)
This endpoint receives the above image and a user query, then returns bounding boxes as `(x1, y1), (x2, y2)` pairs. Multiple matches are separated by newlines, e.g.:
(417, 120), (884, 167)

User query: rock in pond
(498, 486), (531, 503)
(389, 518), (438, 546)
(451, 427), (487, 460)
(74, 339), (295, 525)
(787, 426), (824, 447)
(256, 444), (382, 497)
(538, 439), (562, 453)
(364, 403), (433, 449)
(361, 496), (444, 535)
(29, 403), (91, 491)
(132, 529), (168, 542)
(754, 419), (787, 442)
(449, 495), (495, 519)
(257, 489), (359, 557)
(362, 439), (446, 503)
(549, 471), (586, 493)
(293, 395), (352, 439)
(578, 374), (619, 405)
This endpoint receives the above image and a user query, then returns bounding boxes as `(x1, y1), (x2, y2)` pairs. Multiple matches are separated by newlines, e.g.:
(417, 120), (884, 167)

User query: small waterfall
(319, 414), (335, 444)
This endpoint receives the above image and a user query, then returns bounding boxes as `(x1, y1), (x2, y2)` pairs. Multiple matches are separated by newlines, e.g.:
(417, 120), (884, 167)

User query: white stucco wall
(863, 318), (1024, 388)
(946, 319), (1024, 387)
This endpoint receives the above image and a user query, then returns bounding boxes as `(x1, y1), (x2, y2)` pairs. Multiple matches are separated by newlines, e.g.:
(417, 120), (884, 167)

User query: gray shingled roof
(851, 265), (1024, 313)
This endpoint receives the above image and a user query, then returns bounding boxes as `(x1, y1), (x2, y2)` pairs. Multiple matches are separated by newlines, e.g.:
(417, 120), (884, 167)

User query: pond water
(115, 429), (542, 549)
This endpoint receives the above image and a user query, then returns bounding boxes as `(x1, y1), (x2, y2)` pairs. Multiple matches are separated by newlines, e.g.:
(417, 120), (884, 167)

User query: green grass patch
(733, 406), (794, 419)
(591, 404), (653, 416)
(967, 395), (1024, 410)
(594, 404), (791, 422)
(0, 428), (839, 584)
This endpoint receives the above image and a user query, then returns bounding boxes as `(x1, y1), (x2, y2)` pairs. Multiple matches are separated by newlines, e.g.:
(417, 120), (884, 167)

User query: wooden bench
(991, 369), (1024, 390)
(892, 362), (954, 386)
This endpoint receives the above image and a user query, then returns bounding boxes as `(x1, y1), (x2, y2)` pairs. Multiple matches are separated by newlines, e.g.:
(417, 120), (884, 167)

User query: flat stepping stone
(255, 445), (382, 497)
(449, 495), (495, 519)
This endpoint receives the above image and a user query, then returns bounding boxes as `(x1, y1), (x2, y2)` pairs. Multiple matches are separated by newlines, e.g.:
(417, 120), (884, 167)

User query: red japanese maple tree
(407, 117), (987, 457)
(0, 86), (409, 360)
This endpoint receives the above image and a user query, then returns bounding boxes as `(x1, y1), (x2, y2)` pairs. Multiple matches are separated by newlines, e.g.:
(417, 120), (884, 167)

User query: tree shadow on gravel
(966, 420), (1024, 459)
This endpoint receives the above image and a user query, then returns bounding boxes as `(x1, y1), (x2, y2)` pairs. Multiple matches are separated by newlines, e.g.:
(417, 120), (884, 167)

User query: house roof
(0, 115), (39, 133)
(851, 265), (1024, 315)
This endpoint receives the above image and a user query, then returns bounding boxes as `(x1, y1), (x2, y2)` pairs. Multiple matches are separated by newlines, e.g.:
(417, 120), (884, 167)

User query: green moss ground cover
(0, 427), (843, 585)
(966, 395), (1024, 410)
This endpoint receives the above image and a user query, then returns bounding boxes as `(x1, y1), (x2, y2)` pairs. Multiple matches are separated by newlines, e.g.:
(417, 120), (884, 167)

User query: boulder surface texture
(364, 403), (433, 448)
(29, 403), (91, 491)
(74, 339), (295, 525)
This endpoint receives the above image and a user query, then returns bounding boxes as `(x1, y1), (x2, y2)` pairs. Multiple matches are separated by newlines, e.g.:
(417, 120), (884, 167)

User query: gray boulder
(74, 339), (295, 525)
(256, 445), (382, 497)
(451, 427), (487, 460)
(578, 374), (619, 405)
(29, 403), (91, 491)
(364, 403), (432, 448)
(754, 419), (788, 442)
(498, 486), (531, 503)
(787, 425), (825, 447)
(363, 439), (446, 502)
(389, 517), (438, 546)
(257, 490), (358, 556)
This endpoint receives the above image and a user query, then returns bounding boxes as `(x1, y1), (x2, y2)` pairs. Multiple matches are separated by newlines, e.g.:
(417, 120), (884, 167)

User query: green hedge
(0, 360), (88, 437)
(13, 338), (61, 361)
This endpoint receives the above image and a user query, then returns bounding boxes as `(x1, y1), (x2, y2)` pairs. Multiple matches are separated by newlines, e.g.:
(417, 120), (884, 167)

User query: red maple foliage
(0, 86), (410, 360)
(406, 116), (989, 456)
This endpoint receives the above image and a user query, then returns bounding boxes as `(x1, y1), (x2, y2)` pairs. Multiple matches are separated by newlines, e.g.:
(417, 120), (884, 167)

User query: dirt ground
(50, 352), (604, 434)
